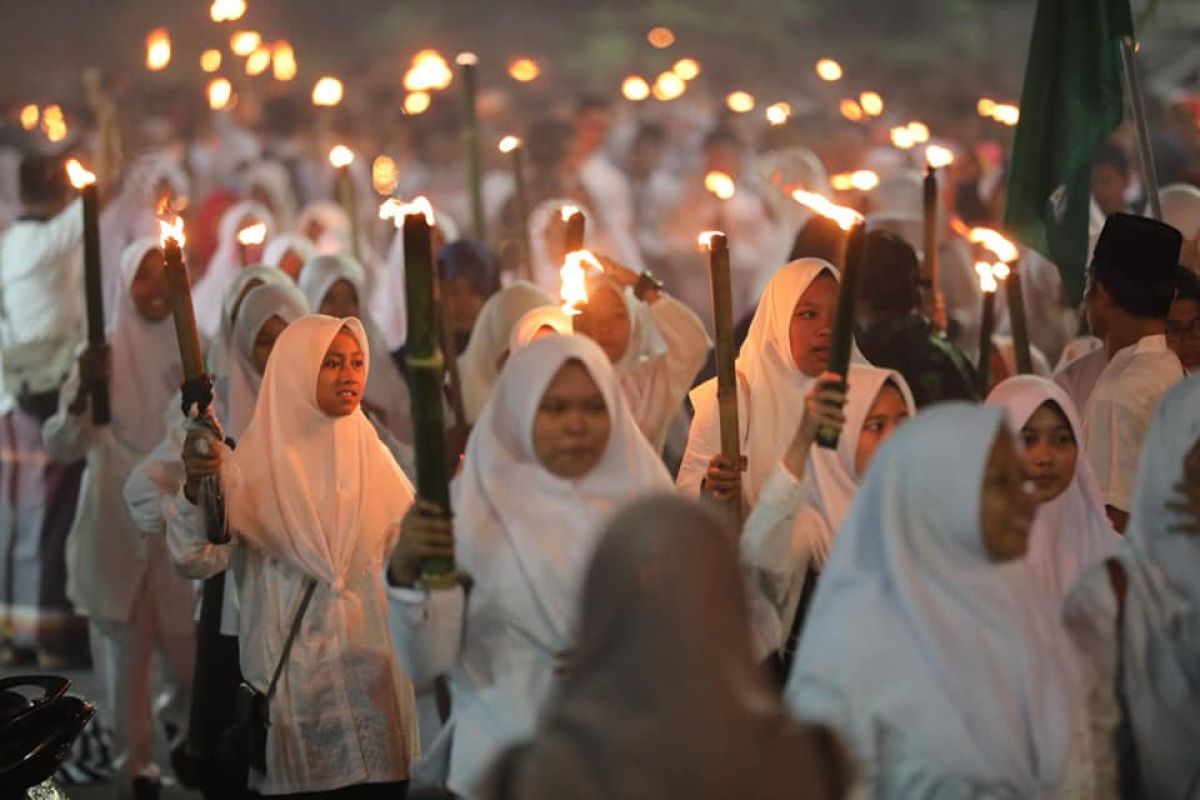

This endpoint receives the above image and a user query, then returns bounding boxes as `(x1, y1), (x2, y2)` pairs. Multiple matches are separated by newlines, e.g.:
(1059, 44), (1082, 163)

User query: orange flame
(560, 204), (582, 222)
(311, 76), (343, 107)
(210, 0), (246, 23)
(65, 159), (96, 189)
(329, 145), (355, 168)
(561, 249), (603, 315)
(622, 76), (650, 101)
(925, 144), (955, 169)
(236, 222), (267, 246)
(208, 78), (234, 110)
(379, 196), (435, 226)
(968, 227), (1019, 263)
(404, 50), (453, 92)
(230, 30), (260, 57)
(815, 58), (843, 81)
(145, 28), (172, 71)
(975, 261), (998, 294)
(704, 171), (736, 200)
(697, 231), (726, 250)
(508, 58), (540, 82)
(791, 190), (863, 231)
(498, 135), (521, 154)
(159, 216), (186, 248)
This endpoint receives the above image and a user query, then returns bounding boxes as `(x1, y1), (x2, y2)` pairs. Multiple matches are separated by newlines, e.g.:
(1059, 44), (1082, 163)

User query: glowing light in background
(508, 58), (540, 82)
(312, 77), (344, 107)
(672, 58), (700, 80)
(647, 27), (675, 48)
(230, 30), (261, 57)
(815, 58), (843, 81)
(200, 49), (223, 73)
(726, 91), (755, 114)
(146, 28), (172, 71)
(622, 76), (650, 101)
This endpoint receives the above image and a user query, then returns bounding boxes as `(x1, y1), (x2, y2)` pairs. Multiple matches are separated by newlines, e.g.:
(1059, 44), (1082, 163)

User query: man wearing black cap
(1081, 212), (1187, 532)
(853, 230), (979, 407)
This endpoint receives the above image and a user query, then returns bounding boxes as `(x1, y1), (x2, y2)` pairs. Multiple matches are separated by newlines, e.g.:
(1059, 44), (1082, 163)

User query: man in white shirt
(1081, 213), (1186, 532)
(573, 96), (644, 269)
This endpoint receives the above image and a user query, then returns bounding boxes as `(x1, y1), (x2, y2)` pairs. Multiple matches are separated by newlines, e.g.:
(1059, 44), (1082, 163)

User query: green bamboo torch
(457, 52), (486, 242)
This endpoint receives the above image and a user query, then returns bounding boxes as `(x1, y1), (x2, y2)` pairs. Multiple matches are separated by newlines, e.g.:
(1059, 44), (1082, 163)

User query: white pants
(89, 542), (196, 798)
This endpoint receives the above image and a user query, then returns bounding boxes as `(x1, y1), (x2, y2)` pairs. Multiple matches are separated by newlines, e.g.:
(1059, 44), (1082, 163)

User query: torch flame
(208, 78), (234, 110)
(704, 171), (736, 201)
(560, 249), (603, 315)
(975, 261), (998, 294)
(329, 145), (355, 168)
(906, 121), (931, 143)
(312, 77), (344, 107)
(508, 58), (540, 82)
(968, 227), (1019, 263)
(815, 58), (843, 81)
(652, 72), (686, 101)
(159, 216), (186, 248)
(201, 49), (222, 73)
(697, 231), (725, 250)
(839, 98), (864, 122)
(379, 196), (435, 226)
(890, 126), (915, 150)
(949, 217), (972, 238)
(245, 46), (271, 76)
(236, 222), (267, 246)
(145, 28), (172, 71)
(498, 135), (521, 154)
(622, 76), (650, 101)
(860, 91), (884, 116)
(272, 41), (297, 81)
(210, 0), (246, 23)
(455, 52), (478, 67)
(791, 190), (863, 232)
(372, 156), (398, 195)
(230, 30), (261, 57)
(404, 50), (453, 92)
(766, 102), (791, 126)
(991, 103), (1020, 126)
(672, 58), (701, 80)
(726, 91), (756, 114)
(65, 159), (96, 189)
(560, 205), (581, 222)
(19, 104), (39, 131)
(925, 144), (955, 169)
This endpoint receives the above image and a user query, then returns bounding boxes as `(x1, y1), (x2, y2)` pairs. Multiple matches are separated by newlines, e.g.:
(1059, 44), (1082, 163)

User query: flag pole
(1120, 37), (1162, 220)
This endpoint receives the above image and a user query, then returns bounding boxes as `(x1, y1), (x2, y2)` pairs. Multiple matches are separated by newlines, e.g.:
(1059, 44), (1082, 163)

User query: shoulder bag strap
(265, 577), (318, 703)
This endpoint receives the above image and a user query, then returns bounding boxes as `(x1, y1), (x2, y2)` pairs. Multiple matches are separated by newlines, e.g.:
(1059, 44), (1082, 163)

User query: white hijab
(297, 254), (413, 441)
(227, 282), (308, 439)
(786, 404), (1081, 794)
(508, 305), (573, 355)
(108, 237), (185, 455)
(1065, 374), (1200, 795)
(690, 258), (850, 505)
(992, 335), (1053, 379)
(241, 159), (297, 228)
(193, 199), (276, 338)
(459, 281), (555, 423)
(987, 376), (1118, 602)
(262, 233), (318, 272)
(373, 204), (461, 351)
(206, 265), (292, 377)
(1160, 183), (1200, 240)
(227, 315), (414, 588)
(454, 334), (672, 648)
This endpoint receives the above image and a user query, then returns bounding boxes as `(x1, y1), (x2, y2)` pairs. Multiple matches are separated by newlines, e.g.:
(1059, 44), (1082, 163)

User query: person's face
(1166, 297), (1200, 371)
(1018, 401), (1078, 504)
(576, 108), (612, 158)
(531, 360), (611, 479)
(279, 249), (305, 281)
(130, 250), (172, 322)
(987, 347), (1011, 394)
(251, 315), (288, 375)
(320, 278), (360, 319)
(442, 275), (487, 336)
(979, 429), (1037, 562)
(315, 329), (366, 417)
(1091, 164), (1129, 216)
(789, 274), (838, 376)
(573, 284), (631, 363)
(854, 383), (909, 476)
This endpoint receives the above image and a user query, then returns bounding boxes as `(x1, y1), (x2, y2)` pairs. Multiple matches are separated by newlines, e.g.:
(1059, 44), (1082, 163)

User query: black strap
(1105, 558), (1142, 799)
(266, 578), (317, 703)
(778, 565), (821, 683)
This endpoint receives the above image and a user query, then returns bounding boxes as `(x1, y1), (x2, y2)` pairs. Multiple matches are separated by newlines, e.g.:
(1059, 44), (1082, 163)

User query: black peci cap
(1092, 212), (1183, 284)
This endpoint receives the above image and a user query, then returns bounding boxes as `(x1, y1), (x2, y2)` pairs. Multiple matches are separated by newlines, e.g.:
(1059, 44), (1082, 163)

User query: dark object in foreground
(0, 675), (95, 794)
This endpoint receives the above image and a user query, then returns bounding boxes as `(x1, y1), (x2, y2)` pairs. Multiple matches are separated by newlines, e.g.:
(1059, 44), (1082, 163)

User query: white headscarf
(296, 202), (353, 254)
(690, 258), (850, 505)
(454, 335), (672, 648)
(870, 170), (923, 217)
(1160, 183), (1200, 239)
(240, 160), (297, 228)
(109, 237), (186, 455)
(372, 204), (461, 351)
(206, 265), (292, 377)
(227, 282), (308, 439)
(992, 335), (1053, 379)
(297, 254), (413, 441)
(1065, 374), (1200, 795)
(787, 404), (1081, 794)
(262, 233), (318, 272)
(193, 200), (276, 338)
(508, 305), (573, 355)
(226, 315), (414, 588)
(987, 376), (1118, 602)
(459, 281), (555, 423)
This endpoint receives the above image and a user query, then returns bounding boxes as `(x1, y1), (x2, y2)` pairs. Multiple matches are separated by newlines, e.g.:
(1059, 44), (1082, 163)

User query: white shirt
(1053, 340), (1107, 413)
(579, 153), (644, 269)
(1082, 335), (1183, 512)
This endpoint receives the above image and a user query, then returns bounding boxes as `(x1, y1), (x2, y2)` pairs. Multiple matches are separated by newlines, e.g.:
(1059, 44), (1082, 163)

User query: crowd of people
(0, 57), (1199, 800)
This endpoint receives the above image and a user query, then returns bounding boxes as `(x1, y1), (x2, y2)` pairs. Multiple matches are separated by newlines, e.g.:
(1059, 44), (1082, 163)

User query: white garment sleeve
(10, 199), (84, 280)
(386, 583), (466, 686)
(676, 390), (720, 498)
(41, 368), (94, 464)
(624, 296), (710, 448)
(1089, 395), (1152, 513)
(164, 489), (233, 579)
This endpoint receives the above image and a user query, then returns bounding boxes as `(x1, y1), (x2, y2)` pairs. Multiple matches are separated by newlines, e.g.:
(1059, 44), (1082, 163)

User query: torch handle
(162, 240), (207, 381)
(707, 236), (743, 521)
(818, 223), (866, 449)
(459, 61), (486, 242)
(564, 211), (586, 255)
(511, 149), (534, 282)
(81, 185), (110, 426)
(335, 167), (362, 263)
(977, 291), (996, 394)
(1004, 264), (1034, 375)
(922, 167), (940, 312)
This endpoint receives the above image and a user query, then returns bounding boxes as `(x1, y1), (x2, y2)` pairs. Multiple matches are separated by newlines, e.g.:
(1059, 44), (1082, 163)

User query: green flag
(1003, 0), (1134, 303)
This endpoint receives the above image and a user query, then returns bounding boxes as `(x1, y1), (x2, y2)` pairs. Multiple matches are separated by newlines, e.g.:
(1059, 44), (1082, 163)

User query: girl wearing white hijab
(507, 305), (573, 355)
(458, 281), (555, 423)
(206, 264), (293, 378)
(372, 204), (461, 351)
(193, 200), (276, 338)
(262, 232), (318, 282)
(677, 258), (848, 510)
(742, 364), (914, 661)
(387, 335), (673, 799)
(785, 404), (1093, 797)
(43, 237), (197, 798)
(987, 376), (1118, 602)
(485, 495), (853, 800)
(983, 334), (1054, 394)
(297, 254), (414, 445)
(573, 263), (710, 452)
(169, 315), (420, 796)
(1065, 375), (1200, 797)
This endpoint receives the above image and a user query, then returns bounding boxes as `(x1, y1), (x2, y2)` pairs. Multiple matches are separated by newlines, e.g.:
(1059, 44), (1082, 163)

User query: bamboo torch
(699, 231), (742, 522)
(236, 221), (267, 267)
(158, 215), (228, 544)
(383, 196), (455, 586)
(66, 159), (110, 425)
(969, 227), (1032, 375)
(923, 145), (954, 329)
(791, 190), (865, 449)
(562, 204), (586, 255)
(975, 260), (1002, 392)
(456, 52), (486, 241)
(499, 136), (533, 281)
(329, 144), (362, 262)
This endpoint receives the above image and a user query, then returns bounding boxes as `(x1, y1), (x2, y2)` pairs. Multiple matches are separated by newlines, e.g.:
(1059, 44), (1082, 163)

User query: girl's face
(315, 328), (366, 417)
(279, 248), (305, 281)
(532, 360), (612, 479)
(789, 274), (838, 376)
(251, 315), (288, 375)
(574, 284), (631, 364)
(443, 275), (487, 335)
(854, 382), (909, 476)
(1019, 401), (1078, 504)
(131, 250), (171, 322)
(319, 278), (360, 319)
(979, 429), (1038, 562)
